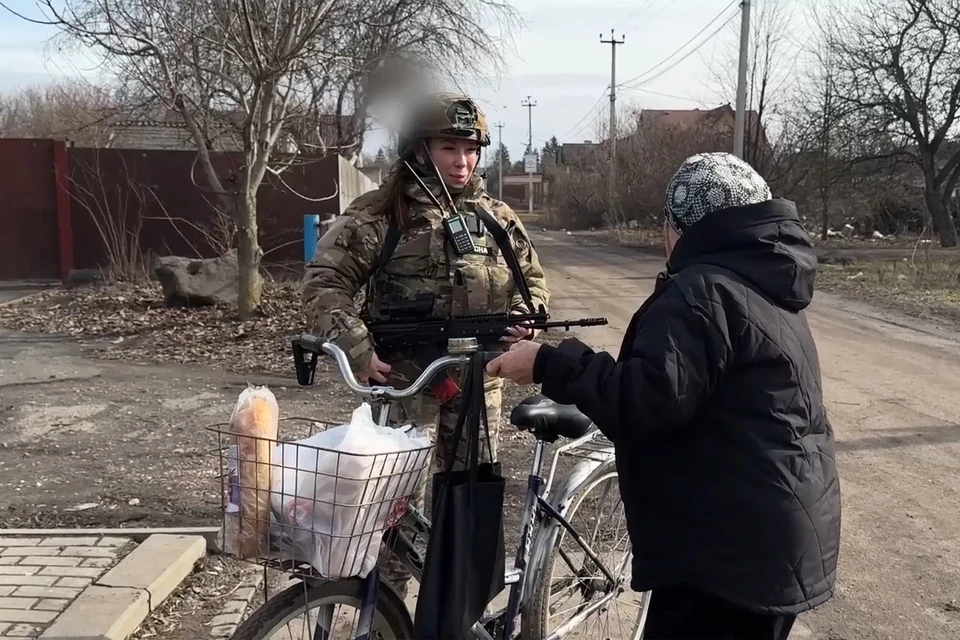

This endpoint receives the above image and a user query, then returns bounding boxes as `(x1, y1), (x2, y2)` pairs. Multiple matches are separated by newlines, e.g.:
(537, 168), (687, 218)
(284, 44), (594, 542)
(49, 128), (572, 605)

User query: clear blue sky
(0, 0), (816, 162)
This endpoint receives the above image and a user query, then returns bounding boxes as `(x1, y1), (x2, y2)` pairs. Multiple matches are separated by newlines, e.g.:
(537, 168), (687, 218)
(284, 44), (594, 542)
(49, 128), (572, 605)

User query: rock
(153, 251), (239, 307)
(66, 268), (109, 287)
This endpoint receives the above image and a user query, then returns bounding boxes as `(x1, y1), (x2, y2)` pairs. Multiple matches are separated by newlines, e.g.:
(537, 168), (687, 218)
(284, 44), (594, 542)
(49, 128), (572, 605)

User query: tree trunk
(924, 184), (958, 247)
(236, 193), (263, 319)
(820, 197), (829, 241)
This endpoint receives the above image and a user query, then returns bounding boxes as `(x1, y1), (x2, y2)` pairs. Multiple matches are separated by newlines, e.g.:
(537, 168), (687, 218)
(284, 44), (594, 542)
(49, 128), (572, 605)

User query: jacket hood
(667, 198), (817, 311)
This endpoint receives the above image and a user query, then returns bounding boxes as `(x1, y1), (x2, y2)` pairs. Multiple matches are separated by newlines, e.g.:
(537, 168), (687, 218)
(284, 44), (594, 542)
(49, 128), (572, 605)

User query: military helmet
(398, 92), (491, 158)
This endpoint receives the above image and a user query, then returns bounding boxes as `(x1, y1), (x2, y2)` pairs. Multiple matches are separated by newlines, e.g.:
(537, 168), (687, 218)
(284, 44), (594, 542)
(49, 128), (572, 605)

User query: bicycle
(221, 336), (650, 640)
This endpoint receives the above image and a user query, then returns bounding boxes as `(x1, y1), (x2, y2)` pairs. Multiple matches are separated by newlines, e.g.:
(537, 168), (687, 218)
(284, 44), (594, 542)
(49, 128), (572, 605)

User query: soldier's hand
(502, 324), (537, 342)
(360, 352), (392, 384)
(503, 318), (538, 343)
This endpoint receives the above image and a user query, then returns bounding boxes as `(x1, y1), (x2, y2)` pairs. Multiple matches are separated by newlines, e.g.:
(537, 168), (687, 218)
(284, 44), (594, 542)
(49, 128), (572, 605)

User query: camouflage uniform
(300, 94), (549, 596)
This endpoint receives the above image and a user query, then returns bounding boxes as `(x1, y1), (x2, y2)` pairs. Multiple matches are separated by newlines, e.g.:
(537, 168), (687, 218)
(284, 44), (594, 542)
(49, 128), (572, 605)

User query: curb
(38, 534), (206, 640)
(0, 291), (46, 308)
(207, 570), (265, 638)
(0, 282), (58, 308)
(0, 528), (221, 553)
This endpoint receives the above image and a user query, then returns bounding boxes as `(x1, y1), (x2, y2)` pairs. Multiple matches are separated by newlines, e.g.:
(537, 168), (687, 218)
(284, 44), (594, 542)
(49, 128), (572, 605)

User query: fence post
(52, 139), (74, 281)
(303, 214), (321, 262)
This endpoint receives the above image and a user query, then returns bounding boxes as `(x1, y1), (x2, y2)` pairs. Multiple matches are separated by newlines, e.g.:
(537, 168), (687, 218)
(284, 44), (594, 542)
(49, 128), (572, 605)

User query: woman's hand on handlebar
(359, 352), (392, 384)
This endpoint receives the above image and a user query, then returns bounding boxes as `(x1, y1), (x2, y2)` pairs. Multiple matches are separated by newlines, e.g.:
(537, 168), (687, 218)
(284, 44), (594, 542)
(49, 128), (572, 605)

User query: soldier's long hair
(378, 165), (414, 229)
(380, 171), (410, 229)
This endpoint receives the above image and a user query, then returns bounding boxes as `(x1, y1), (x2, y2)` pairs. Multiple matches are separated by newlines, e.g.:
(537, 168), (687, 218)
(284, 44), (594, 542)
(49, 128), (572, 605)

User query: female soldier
(301, 92), (549, 596)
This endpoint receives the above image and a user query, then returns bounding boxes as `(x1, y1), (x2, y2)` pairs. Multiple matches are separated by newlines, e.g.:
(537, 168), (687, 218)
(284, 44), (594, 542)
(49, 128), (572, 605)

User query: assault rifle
(366, 309), (608, 352)
(293, 295), (607, 402)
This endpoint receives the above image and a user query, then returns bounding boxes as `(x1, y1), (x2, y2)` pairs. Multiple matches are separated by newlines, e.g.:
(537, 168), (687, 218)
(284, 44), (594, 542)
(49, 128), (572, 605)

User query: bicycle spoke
(535, 469), (647, 640)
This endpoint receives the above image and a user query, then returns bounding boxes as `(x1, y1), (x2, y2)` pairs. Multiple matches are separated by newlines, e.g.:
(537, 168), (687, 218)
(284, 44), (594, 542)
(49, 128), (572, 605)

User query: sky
(0, 0), (817, 163)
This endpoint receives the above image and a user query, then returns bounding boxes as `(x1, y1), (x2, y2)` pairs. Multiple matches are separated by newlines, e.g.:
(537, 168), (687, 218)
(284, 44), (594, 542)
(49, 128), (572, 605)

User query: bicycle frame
(294, 338), (624, 640)
(375, 423), (621, 640)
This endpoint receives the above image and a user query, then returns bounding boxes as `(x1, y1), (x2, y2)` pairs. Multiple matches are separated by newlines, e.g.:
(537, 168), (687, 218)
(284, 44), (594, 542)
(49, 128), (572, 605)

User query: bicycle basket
(207, 416), (434, 580)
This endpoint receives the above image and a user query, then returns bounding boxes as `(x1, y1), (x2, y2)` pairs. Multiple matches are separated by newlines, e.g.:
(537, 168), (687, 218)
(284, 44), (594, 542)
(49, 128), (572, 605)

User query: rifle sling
(378, 224), (402, 272)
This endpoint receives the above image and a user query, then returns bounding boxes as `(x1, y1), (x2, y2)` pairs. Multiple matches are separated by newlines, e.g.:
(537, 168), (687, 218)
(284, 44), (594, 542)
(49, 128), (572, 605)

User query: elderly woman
(487, 152), (841, 640)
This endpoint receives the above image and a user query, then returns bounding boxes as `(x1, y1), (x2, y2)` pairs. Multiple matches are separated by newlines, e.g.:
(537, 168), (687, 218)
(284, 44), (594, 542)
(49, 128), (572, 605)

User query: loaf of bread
(229, 385), (279, 559)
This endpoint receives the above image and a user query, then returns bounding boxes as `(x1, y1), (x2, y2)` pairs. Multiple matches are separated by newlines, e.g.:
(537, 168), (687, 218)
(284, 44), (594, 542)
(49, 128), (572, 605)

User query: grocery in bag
(222, 385), (279, 559)
(270, 403), (432, 579)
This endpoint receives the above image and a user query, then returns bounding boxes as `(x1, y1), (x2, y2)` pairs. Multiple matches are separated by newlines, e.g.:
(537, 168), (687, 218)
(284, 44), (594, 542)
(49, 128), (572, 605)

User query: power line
(622, 0), (661, 32)
(619, 86), (710, 105)
(644, 0), (676, 24)
(562, 89), (608, 139)
(620, 9), (740, 91)
(616, 0), (739, 89)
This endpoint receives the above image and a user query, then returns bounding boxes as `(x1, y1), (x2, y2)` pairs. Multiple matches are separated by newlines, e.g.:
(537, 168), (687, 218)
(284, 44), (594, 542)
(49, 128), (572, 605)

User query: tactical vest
(363, 201), (535, 322)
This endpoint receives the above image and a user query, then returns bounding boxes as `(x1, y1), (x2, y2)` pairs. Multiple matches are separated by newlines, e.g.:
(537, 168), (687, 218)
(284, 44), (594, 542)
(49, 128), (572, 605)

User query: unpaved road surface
(2, 231), (959, 639)
(536, 230), (960, 640)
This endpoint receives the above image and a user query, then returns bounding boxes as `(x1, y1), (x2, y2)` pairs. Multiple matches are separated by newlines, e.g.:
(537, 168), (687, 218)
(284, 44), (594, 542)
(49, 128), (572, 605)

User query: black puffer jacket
(532, 199), (840, 615)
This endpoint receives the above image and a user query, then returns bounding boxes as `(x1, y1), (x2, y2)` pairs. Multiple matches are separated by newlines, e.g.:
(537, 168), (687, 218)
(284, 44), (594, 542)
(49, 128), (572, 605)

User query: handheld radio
(442, 213), (478, 255)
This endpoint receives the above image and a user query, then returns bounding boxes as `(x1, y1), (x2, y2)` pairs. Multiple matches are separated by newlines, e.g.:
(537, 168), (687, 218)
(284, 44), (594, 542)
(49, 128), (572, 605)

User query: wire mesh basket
(207, 416), (434, 580)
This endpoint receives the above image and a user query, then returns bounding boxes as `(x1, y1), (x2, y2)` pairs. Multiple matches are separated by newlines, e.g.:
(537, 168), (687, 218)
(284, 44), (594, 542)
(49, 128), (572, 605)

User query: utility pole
(601, 30), (625, 223)
(521, 96), (537, 214)
(733, 0), (752, 159)
(819, 70), (833, 241)
(494, 121), (505, 200)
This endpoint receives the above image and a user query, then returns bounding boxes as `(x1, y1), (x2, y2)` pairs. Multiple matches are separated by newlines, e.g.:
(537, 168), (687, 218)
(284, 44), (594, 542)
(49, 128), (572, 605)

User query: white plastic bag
(270, 403), (432, 578)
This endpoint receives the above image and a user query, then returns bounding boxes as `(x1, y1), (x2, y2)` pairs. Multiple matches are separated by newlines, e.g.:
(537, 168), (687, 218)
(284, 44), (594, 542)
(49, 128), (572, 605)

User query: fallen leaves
(0, 280), (306, 376)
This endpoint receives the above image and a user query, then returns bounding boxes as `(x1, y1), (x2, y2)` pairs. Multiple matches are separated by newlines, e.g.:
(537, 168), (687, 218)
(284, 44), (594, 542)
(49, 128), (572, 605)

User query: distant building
(106, 107), (360, 158)
(636, 104), (770, 156)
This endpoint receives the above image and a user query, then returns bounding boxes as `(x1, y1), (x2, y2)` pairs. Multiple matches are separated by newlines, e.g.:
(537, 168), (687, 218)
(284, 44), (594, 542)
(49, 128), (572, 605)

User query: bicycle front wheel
(522, 464), (648, 640)
(231, 577), (412, 640)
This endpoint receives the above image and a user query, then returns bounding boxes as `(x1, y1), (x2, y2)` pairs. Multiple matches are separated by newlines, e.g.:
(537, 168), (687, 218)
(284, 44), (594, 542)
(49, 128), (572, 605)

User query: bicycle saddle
(511, 394), (594, 443)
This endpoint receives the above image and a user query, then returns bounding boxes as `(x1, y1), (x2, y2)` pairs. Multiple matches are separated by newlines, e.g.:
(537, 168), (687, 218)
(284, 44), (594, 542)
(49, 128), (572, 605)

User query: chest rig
(373, 202), (535, 314)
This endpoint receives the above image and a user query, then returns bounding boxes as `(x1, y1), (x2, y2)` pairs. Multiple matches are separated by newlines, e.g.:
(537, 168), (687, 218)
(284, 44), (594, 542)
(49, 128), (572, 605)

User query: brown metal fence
(0, 139), (341, 281)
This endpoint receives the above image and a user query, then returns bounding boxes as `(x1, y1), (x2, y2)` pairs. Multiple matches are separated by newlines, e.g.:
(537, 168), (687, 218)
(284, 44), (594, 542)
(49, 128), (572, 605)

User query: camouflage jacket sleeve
(301, 210), (382, 372)
(490, 201), (550, 314)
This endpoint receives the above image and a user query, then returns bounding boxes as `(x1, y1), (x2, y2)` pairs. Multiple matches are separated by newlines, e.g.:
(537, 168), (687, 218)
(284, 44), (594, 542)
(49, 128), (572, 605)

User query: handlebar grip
(296, 333), (326, 354)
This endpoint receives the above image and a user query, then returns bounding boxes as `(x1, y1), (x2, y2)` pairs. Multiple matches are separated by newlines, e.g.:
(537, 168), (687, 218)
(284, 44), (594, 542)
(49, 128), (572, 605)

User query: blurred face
(663, 218), (680, 258)
(427, 137), (480, 189)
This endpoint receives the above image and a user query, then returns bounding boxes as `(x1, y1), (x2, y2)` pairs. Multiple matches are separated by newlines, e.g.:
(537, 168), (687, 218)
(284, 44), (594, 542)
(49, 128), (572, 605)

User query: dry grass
(816, 253), (960, 322)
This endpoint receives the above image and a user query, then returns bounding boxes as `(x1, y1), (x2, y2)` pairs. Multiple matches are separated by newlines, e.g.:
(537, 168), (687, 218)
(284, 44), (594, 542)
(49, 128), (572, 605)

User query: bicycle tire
(231, 577), (413, 640)
(521, 461), (645, 640)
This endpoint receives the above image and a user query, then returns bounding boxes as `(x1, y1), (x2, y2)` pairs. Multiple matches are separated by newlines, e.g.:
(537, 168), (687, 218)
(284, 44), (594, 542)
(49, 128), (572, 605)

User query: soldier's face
(428, 138), (479, 188)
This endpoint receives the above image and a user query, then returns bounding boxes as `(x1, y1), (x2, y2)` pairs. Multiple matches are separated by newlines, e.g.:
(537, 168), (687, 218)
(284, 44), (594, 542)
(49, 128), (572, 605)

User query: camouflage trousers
(377, 360), (503, 599)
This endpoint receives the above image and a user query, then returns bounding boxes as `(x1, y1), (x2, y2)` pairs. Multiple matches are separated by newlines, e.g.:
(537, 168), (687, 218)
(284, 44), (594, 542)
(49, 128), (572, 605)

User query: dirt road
(536, 230), (960, 640)
(2, 230), (959, 638)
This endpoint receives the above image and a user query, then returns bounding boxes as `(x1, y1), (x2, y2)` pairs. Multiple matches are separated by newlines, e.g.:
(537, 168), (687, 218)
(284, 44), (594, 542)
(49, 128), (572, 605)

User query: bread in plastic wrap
(228, 385), (279, 559)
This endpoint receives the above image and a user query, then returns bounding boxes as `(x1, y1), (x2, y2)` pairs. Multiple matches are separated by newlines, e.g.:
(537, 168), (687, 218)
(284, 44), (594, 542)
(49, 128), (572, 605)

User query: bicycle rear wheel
(231, 577), (412, 640)
(522, 464), (648, 640)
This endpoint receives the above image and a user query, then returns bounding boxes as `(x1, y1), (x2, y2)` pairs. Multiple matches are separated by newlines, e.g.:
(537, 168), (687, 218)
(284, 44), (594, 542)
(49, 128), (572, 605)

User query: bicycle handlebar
(294, 334), (469, 401)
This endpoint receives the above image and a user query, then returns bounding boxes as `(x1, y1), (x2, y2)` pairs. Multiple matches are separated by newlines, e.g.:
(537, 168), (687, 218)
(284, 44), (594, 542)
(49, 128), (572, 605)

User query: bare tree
(14, 0), (519, 318)
(705, 0), (805, 179)
(0, 80), (120, 145)
(827, 0), (960, 247)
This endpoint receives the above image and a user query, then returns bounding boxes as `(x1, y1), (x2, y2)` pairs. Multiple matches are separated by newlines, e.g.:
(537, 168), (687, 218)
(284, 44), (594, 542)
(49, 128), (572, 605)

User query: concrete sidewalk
(0, 532), (204, 639)
(0, 281), (58, 307)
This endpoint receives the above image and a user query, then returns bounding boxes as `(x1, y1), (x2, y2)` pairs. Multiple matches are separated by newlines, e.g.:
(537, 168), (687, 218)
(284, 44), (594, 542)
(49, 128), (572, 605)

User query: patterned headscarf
(664, 152), (772, 235)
